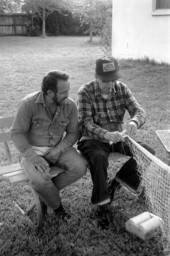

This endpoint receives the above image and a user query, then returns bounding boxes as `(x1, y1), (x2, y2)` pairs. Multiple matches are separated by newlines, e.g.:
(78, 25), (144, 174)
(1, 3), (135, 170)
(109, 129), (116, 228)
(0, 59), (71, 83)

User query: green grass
(0, 36), (170, 256)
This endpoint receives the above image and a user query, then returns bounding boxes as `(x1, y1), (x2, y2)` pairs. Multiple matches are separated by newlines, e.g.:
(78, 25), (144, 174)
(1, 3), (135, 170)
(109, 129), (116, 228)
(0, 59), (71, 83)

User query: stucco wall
(112, 0), (170, 63)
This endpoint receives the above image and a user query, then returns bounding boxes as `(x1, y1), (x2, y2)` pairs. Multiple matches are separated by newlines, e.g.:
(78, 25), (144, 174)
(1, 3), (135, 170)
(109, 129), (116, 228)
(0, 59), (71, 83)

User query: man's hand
(44, 147), (62, 164)
(30, 155), (50, 175)
(104, 131), (124, 143)
(127, 121), (138, 137)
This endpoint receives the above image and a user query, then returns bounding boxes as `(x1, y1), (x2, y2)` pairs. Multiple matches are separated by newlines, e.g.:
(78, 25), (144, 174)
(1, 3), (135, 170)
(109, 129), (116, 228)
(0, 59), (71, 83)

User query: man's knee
(60, 148), (88, 177)
(21, 157), (52, 189)
(74, 156), (87, 177)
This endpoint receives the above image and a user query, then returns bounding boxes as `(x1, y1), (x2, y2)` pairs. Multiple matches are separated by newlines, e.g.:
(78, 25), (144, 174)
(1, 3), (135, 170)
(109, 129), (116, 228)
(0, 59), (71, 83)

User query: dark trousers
(77, 139), (155, 204)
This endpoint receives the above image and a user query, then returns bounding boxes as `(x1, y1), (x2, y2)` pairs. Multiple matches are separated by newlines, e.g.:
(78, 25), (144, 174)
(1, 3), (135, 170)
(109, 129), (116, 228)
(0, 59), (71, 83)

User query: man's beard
(53, 95), (67, 106)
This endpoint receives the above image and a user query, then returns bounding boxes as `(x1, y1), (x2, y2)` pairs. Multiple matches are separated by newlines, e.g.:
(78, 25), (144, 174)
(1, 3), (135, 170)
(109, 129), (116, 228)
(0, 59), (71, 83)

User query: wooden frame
(0, 116), (45, 229)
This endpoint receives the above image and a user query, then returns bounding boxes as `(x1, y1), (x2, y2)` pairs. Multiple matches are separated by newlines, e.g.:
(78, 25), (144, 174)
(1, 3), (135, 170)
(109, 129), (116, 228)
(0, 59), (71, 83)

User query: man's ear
(46, 90), (54, 96)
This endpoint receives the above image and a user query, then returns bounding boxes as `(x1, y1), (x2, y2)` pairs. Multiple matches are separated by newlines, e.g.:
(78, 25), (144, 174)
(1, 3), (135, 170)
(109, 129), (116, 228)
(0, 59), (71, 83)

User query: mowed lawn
(0, 36), (102, 116)
(0, 36), (170, 256)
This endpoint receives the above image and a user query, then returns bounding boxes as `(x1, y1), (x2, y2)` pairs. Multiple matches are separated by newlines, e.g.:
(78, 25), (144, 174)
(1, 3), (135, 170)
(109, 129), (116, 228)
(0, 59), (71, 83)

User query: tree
(0, 0), (22, 14)
(22, 0), (67, 37)
(69, 0), (112, 43)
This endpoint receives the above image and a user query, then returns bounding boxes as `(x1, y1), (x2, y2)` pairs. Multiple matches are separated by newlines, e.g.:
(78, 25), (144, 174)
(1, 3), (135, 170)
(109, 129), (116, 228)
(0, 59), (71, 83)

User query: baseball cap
(95, 57), (120, 82)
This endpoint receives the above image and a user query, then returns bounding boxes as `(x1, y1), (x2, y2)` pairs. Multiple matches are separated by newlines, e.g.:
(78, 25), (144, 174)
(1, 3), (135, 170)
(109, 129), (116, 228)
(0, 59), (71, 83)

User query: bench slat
(0, 163), (22, 175)
(7, 174), (27, 183)
(0, 132), (11, 143)
(3, 170), (24, 177)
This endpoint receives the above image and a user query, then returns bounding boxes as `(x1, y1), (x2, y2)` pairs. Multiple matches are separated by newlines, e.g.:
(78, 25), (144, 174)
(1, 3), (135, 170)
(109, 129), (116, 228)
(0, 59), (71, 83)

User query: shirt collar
(35, 91), (45, 104)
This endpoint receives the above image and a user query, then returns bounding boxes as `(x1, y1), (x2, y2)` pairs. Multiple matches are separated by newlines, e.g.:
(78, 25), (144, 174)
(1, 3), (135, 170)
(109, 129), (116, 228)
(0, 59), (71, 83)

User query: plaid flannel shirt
(77, 80), (146, 142)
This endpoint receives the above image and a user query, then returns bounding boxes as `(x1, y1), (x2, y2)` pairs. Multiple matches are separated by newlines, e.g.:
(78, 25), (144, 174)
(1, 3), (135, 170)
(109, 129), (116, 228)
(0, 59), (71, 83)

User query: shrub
(46, 10), (88, 36)
(25, 15), (41, 36)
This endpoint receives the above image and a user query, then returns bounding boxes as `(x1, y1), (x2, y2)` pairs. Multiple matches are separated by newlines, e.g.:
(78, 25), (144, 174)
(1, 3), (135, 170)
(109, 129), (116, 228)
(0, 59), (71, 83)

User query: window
(153, 0), (170, 15)
(156, 0), (170, 9)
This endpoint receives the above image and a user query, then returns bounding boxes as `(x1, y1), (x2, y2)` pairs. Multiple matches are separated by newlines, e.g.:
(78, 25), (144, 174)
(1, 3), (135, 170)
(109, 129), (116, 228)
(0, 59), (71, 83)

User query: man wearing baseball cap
(77, 57), (155, 228)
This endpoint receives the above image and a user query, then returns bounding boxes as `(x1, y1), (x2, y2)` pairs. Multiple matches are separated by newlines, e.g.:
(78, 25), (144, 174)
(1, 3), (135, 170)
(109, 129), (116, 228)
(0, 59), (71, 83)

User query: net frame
(124, 135), (170, 254)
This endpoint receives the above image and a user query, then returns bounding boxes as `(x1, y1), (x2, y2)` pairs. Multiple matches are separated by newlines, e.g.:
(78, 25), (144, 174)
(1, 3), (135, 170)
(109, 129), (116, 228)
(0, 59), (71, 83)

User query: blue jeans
(77, 139), (155, 205)
(21, 147), (87, 209)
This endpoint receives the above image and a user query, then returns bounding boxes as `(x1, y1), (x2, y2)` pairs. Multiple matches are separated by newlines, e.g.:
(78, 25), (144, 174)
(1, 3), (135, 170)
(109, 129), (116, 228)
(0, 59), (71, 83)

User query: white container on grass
(125, 211), (163, 240)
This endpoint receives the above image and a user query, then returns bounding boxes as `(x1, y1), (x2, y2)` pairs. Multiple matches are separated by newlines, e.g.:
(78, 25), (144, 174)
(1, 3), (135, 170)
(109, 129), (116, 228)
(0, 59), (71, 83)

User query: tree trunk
(42, 7), (46, 37)
(89, 21), (93, 42)
(31, 13), (33, 30)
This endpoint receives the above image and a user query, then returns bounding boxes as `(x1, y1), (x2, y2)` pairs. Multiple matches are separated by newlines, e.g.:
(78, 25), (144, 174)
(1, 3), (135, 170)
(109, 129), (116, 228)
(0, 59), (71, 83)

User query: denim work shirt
(11, 91), (79, 160)
(77, 80), (146, 142)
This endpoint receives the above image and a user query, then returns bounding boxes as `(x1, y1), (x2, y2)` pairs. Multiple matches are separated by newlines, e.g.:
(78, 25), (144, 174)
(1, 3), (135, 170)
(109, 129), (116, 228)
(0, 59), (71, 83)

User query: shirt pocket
(57, 118), (70, 135)
(31, 119), (49, 135)
(93, 112), (107, 125)
(32, 118), (49, 126)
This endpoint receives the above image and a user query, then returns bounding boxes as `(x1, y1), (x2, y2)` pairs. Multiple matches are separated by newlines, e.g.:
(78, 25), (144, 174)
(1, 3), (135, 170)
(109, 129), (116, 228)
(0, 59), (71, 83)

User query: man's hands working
(127, 121), (138, 137)
(104, 131), (124, 143)
(104, 121), (138, 143)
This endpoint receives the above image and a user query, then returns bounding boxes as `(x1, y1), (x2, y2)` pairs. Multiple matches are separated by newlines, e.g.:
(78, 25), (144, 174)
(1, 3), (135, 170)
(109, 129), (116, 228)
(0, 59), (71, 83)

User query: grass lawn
(0, 36), (170, 256)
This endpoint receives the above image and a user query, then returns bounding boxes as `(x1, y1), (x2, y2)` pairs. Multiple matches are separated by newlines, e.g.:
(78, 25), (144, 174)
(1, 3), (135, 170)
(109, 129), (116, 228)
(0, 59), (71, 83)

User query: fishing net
(124, 136), (170, 254)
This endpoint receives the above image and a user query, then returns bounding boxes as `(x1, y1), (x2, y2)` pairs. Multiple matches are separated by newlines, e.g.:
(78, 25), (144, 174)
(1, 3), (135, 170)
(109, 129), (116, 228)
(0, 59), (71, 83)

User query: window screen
(156, 0), (170, 9)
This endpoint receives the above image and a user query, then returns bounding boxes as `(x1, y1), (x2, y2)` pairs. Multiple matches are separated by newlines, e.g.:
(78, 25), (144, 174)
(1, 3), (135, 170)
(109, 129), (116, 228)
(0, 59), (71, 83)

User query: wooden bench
(0, 116), (46, 229)
(0, 116), (136, 229)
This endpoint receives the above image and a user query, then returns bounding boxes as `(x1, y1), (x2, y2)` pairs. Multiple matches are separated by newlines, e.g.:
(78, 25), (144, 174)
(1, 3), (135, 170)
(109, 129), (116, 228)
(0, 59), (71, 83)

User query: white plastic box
(125, 212), (163, 240)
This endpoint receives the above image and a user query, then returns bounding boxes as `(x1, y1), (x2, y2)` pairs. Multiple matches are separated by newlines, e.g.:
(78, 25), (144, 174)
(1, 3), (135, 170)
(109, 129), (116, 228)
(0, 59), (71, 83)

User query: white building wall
(112, 0), (170, 63)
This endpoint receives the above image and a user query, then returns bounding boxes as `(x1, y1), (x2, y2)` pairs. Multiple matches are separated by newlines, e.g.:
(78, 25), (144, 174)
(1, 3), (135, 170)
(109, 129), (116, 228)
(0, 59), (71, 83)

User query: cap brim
(98, 71), (121, 82)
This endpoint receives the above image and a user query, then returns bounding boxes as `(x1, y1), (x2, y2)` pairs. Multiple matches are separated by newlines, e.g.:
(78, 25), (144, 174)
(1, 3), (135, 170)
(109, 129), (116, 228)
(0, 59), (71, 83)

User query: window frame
(152, 0), (170, 16)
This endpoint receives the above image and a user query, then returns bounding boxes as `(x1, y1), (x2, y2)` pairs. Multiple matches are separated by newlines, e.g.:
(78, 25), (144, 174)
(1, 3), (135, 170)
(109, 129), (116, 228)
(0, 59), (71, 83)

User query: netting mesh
(124, 136), (170, 254)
